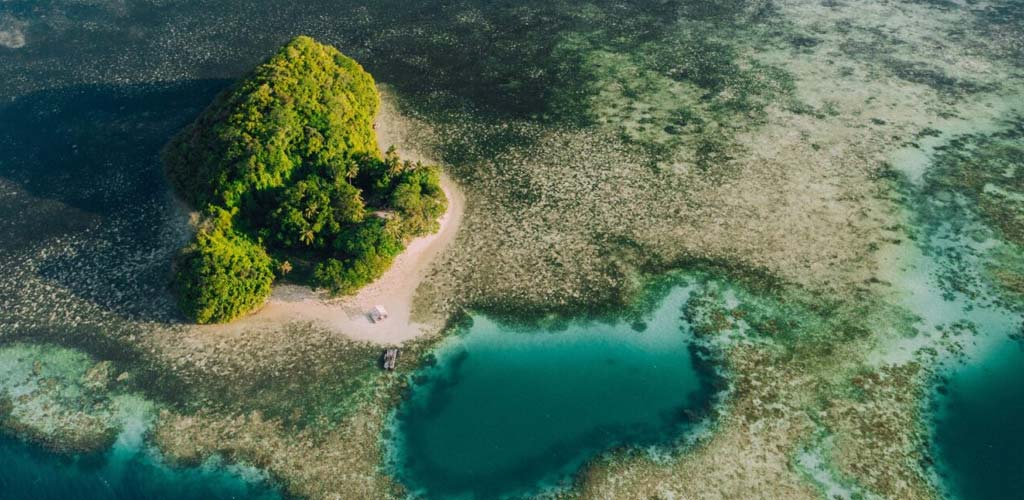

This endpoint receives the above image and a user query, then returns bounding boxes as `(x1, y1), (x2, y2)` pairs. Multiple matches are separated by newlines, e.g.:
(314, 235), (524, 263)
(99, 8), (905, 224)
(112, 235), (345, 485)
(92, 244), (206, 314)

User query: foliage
(353, 148), (405, 205)
(356, 147), (449, 236)
(264, 175), (365, 250)
(314, 217), (406, 295)
(164, 36), (447, 322)
(164, 35), (380, 210)
(391, 165), (447, 236)
(171, 209), (274, 324)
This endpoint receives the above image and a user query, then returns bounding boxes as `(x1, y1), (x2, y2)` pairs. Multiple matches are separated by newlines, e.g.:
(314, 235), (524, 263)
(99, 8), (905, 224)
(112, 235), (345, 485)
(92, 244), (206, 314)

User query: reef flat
(0, 0), (1021, 498)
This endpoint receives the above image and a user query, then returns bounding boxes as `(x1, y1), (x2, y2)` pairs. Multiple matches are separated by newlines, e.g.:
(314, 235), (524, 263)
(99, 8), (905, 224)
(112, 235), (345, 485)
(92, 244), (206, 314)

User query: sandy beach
(192, 88), (465, 345)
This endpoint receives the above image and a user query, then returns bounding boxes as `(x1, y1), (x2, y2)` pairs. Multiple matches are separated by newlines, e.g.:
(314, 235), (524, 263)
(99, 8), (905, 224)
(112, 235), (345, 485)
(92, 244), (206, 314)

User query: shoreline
(191, 88), (464, 345)
(241, 174), (464, 344)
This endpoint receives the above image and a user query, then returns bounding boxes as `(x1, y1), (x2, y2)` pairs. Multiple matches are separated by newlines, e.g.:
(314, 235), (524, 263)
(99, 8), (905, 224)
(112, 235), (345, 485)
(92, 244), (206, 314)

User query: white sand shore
(239, 174), (464, 344)
(193, 89), (464, 345)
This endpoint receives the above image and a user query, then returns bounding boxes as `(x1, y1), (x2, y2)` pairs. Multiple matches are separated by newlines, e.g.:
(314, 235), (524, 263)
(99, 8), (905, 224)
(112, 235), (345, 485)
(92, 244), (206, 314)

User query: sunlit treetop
(164, 36), (445, 323)
(165, 35), (380, 210)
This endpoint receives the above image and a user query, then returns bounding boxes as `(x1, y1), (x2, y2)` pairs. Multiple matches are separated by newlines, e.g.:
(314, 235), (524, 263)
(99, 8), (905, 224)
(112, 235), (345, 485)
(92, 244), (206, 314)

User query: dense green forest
(164, 36), (446, 323)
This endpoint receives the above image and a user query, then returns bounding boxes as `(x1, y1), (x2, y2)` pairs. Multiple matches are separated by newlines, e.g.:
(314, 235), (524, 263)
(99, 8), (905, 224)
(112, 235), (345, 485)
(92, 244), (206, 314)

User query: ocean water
(884, 108), (1024, 500)
(0, 435), (280, 500)
(389, 285), (720, 499)
(932, 337), (1024, 500)
(891, 239), (1024, 499)
(0, 342), (282, 500)
(0, 2), (715, 497)
(2, 0), (1022, 498)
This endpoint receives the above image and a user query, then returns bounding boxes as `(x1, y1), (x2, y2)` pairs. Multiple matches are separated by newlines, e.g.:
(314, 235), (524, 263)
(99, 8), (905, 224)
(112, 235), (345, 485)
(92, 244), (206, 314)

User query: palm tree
(303, 201), (319, 219)
(345, 159), (359, 182)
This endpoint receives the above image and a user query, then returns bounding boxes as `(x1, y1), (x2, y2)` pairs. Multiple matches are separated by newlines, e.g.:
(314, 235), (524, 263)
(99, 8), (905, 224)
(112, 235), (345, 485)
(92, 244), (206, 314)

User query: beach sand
(191, 87), (465, 345)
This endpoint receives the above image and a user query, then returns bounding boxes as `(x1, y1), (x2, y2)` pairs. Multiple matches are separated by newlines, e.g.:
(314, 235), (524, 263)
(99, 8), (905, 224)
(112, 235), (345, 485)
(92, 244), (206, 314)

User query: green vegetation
(164, 36), (446, 323)
(164, 35), (380, 210)
(171, 209), (275, 324)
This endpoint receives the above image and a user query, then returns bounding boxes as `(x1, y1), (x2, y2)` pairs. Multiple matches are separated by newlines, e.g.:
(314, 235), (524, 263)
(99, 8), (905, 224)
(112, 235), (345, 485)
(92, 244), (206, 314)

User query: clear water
(932, 337), (1024, 500)
(885, 237), (1024, 499)
(390, 285), (720, 499)
(0, 343), (281, 500)
(2, 0), (1021, 498)
(885, 111), (1024, 500)
(0, 435), (280, 500)
(0, 2), (718, 497)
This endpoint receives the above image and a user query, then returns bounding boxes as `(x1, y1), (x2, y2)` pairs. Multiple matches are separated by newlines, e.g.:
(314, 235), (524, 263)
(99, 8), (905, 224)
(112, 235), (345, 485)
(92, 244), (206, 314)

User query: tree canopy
(165, 36), (446, 323)
(171, 209), (275, 324)
(165, 35), (380, 210)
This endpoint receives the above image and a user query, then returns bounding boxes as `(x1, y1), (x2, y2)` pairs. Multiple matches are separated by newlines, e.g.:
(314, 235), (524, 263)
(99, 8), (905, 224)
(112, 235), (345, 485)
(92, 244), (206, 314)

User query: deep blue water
(932, 335), (1024, 500)
(0, 435), (280, 500)
(390, 285), (720, 499)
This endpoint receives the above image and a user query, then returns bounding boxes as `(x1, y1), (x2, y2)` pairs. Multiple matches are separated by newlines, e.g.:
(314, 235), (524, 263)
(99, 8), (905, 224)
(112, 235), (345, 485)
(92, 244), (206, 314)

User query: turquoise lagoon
(389, 284), (722, 499)
(0, 429), (280, 500)
(887, 116), (1024, 500)
(932, 335), (1024, 500)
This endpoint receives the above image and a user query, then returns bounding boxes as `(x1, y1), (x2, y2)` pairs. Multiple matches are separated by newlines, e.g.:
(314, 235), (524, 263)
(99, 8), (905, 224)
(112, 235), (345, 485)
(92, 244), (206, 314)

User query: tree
(163, 35), (380, 211)
(163, 36), (449, 323)
(266, 175), (367, 250)
(391, 165), (447, 237)
(171, 210), (274, 324)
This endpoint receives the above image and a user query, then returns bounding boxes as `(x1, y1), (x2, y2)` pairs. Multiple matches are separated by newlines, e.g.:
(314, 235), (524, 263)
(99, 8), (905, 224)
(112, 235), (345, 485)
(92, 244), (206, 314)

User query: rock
(81, 361), (114, 392)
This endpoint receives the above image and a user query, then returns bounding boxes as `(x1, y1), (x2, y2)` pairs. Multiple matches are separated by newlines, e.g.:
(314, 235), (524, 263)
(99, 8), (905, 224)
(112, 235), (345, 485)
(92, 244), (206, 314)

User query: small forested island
(164, 36), (446, 323)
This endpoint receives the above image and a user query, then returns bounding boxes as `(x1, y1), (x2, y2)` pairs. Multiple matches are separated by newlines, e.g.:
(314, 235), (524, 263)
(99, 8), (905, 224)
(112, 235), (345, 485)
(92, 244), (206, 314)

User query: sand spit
(206, 176), (463, 345)
(190, 89), (464, 345)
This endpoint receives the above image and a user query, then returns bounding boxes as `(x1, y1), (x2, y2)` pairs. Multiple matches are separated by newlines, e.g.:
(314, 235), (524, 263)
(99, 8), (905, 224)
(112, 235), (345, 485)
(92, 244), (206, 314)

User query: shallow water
(885, 234), (1024, 499)
(0, 435), (280, 500)
(0, 1), (719, 496)
(0, 343), (281, 500)
(2, 0), (1022, 497)
(883, 112), (1024, 499)
(389, 285), (720, 499)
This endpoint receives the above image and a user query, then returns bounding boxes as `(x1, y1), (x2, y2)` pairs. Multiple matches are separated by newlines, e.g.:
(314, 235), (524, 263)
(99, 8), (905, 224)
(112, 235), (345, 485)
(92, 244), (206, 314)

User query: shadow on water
(0, 80), (230, 215)
(0, 1), (693, 125)
(0, 0), (778, 326)
(0, 80), (231, 323)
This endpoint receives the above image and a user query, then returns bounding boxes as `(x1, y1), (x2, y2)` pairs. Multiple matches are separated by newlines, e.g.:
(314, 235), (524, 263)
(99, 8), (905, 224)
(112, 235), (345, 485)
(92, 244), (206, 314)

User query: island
(163, 36), (447, 324)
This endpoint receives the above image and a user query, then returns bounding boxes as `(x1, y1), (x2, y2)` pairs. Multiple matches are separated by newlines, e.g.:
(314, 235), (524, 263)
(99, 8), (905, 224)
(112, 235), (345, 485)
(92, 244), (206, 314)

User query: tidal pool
(389, 285), (721, 499)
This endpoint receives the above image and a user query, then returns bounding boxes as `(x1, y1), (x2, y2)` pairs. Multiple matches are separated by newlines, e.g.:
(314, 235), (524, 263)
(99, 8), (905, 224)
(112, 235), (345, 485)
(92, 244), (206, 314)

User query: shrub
(163, 36), (448, 322)
(313, 217), (406, 294)
(171, 210), (274, 324)
(391, 165), (447, 237)
(266, 176), (365, 250)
